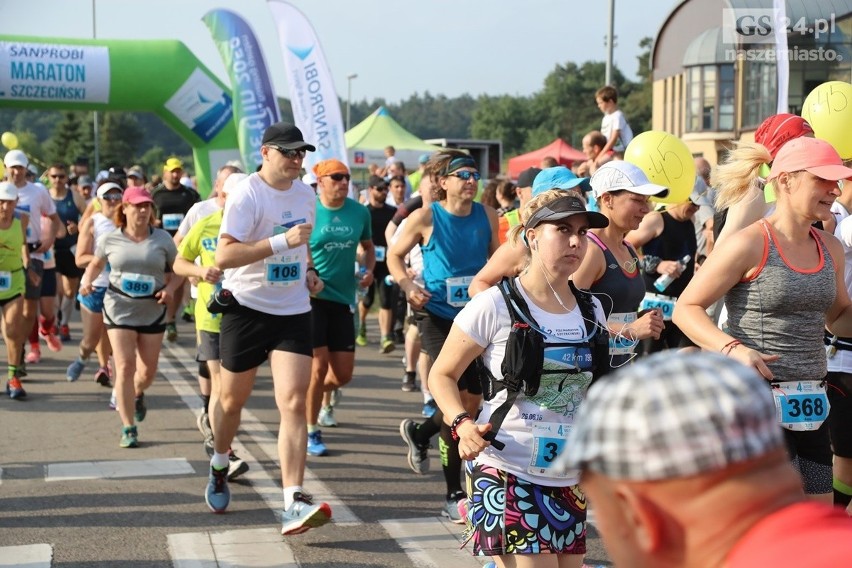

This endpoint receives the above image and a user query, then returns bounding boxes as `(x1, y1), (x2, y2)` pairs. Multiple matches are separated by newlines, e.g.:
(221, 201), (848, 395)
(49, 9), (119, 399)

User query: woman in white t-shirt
(429, 190), (610, 567)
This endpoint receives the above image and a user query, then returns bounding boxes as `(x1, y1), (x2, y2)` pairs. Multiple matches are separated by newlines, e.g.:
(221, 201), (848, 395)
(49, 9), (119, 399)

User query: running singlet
(587, 232), (644, 365)
(640, 211), (696, 298)
(151, 184), (200, 236)
(726, 221), (835, 381)
(455, 278), (606, 486)
(177, 209), (223, 334)
(90, 213), (115, 288)
(0, 217), (25, 300)
(52, 189), (79, 249)
(422, 201), (491, 320)
(219, 173), (316, 316)
(310, 198), (372, 306)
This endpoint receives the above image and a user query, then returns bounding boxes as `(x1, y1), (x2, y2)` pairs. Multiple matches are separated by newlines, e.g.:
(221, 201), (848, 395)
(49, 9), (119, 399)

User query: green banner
(0, 35), (241, 196)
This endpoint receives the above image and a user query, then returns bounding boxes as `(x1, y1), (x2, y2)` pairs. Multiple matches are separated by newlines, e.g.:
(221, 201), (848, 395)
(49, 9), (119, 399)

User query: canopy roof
(345, 106), (444, 169)
(507, 139), (587, 179)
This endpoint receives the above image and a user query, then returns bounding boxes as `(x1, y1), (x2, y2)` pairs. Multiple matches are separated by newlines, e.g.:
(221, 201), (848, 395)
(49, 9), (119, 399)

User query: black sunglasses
(271, 146), (306, 159)
(328, 173), (351, 182)
(448, 171), (481, 182)
(372, 185), (389, 191)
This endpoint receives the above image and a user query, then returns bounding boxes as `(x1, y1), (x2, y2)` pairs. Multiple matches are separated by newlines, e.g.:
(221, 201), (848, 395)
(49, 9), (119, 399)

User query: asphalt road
(0, 315), (612, 567)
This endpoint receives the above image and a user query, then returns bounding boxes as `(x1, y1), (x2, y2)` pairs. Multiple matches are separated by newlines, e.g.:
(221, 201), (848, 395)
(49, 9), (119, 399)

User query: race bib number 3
(529, 422), (571, 478)
(640, 292), (675, 321)
(446, 276), (473, 307)
(120, 273), (155, 297)
(0, 270), (11, 292)
(772, 381), (830, 431)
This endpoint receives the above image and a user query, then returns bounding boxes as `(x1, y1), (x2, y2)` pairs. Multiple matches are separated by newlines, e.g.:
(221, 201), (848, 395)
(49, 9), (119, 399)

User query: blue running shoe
(421, 399), (438, 418)
(280, 491), (332, 535)
(119, 425), (138, 448)
(66, 358), (86, 382)
(307, 430), (328, 456)
(6, 377), (26, 400)
(205, 465), (230, 513)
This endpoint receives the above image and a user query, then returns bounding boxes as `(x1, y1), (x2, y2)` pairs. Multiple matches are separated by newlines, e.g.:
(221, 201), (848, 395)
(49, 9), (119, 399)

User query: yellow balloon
(801, 81), (852, 159)
(623, 131), (695, 204)
(0, 162), (4, 179)
(1, 131), (18, 150)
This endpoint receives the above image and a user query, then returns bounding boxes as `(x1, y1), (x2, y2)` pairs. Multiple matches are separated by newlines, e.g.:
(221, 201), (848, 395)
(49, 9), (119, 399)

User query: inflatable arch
(0, 35), (241, 196)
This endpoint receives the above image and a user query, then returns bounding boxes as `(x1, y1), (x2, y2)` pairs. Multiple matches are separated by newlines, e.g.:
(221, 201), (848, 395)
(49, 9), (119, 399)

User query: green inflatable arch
(0, 35), (241, 196)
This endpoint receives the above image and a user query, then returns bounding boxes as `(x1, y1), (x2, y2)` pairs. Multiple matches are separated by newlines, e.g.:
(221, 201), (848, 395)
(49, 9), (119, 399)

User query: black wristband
(450, 411), (471, 441)
(307, 266), (320, 278)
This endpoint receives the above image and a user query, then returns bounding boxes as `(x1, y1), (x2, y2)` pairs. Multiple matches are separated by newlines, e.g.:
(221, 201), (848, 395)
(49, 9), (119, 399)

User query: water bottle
(356, 265), (369, 300)
(654, 254), (691, 292)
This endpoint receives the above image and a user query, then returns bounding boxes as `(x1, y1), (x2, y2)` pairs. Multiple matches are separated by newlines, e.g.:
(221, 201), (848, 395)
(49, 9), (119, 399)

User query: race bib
(771, 380), (830, 431)
(640, 292), (675, 321)
(608, 312), (638, 355)
(529, 422), (571, 478)
(264, 251), (302, 288)
(120, 272), (155, 297)
(374, 245), (386, 262)
(446, 276), (473, 307)
(162, 213), (184, 231)
(544, 345), (594, 372)
(0, 271), (10, 292)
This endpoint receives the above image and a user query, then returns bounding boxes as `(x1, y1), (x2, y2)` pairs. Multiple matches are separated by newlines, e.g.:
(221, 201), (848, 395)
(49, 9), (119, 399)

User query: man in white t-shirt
(205, 122), (331, 536)
(4, 150), (64, 369)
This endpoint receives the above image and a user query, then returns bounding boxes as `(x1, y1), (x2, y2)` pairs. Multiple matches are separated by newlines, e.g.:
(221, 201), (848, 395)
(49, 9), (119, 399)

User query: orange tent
(507, 139), (587, 179)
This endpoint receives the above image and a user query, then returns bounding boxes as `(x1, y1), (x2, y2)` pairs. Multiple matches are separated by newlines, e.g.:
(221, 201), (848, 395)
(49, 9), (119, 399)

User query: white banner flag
(266, 0), (348, 172)
(774, 0), (789, 113)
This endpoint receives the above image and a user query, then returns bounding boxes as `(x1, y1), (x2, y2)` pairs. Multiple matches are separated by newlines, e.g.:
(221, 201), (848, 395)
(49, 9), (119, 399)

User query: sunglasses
(272, 146), (306, 159)
(101, 193), (122, 201)
(328, 173), (351, 182)
(49, 174), (67, 179)
(448, 171), (481, 182)
(373, 185), (389, 191)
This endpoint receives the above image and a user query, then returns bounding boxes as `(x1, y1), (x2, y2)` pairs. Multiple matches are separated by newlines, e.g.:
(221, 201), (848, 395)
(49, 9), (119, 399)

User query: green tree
(43, 111), (93, 166)
(470, 95), (532, 155)
(99, 112), (142, 169)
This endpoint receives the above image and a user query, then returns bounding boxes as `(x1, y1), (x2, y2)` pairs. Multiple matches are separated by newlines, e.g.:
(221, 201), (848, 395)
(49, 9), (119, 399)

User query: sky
(0, 0), (678, 103)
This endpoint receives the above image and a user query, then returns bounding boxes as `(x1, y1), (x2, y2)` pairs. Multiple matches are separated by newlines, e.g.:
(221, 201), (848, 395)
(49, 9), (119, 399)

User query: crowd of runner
(3, 106), (852, 565)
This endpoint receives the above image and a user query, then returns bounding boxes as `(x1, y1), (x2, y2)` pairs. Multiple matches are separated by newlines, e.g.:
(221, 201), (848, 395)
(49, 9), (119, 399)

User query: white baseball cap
(96, 181), (123, 198)
(0, 181), (18, 200)
(3, 149), (28, 169)
(590, 161), (669, 198)
(222, 172), (248, 195)
(689, 176), (713, 207)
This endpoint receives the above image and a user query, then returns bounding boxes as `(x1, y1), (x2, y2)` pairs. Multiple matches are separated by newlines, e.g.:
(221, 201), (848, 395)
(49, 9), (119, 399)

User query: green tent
(345, 106), (443, 170)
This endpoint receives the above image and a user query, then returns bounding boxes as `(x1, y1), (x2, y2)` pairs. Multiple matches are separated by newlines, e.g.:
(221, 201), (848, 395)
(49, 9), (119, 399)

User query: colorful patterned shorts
(463, 461), (586, 557)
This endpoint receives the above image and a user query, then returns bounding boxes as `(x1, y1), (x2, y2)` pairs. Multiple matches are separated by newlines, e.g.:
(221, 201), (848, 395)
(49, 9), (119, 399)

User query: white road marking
(45, 458), (194, 482)
(160, 343), (360, 525)
(168, 528), (297, 568)
(0, 543), (52, 567)
(380, 517), (491, 567)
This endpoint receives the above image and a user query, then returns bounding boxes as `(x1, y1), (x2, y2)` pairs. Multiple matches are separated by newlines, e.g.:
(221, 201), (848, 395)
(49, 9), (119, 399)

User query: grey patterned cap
(563, 352), (784, 480)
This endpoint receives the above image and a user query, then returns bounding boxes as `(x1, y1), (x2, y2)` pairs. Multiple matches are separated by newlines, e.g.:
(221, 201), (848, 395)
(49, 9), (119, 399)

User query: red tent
(507, 139), (588, 179)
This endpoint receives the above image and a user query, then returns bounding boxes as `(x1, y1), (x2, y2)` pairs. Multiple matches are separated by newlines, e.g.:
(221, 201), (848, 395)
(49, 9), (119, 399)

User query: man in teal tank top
(388, 150), (500, 522)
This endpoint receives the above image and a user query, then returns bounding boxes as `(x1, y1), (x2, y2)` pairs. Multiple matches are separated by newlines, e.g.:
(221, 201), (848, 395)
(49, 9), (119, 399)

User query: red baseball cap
(122, 186), (155, 205)
(768, 137), (852, 181)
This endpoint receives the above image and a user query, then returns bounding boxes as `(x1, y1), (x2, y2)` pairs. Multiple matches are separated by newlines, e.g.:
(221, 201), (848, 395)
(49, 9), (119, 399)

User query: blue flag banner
(203, 9), (280, 171)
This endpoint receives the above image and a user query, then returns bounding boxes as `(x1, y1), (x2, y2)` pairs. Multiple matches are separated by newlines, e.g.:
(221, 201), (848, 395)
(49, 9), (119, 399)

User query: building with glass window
(651, 0), (852, 164)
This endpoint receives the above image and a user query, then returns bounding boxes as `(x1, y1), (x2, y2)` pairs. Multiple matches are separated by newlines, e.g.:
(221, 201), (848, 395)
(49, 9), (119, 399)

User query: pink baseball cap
(122, 186), (155, 205)
(768, 137), (852, 181)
